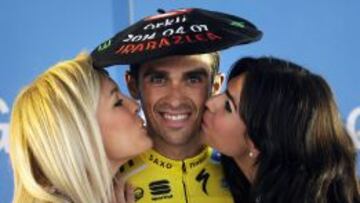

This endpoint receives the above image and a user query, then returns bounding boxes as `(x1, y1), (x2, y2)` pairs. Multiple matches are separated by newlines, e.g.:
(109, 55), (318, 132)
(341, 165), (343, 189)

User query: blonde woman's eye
(225, 100), (232, 113)
(114, 99), (123, 107)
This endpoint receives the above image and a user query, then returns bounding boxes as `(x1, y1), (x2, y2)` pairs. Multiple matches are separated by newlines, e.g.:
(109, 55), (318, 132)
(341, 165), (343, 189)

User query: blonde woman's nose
(127, 97), (140, 114)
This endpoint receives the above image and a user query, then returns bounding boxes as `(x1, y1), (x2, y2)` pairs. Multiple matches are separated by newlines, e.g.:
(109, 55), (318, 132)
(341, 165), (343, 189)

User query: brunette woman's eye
(114, 99), (123, 107)
(225, 100), (232, 113)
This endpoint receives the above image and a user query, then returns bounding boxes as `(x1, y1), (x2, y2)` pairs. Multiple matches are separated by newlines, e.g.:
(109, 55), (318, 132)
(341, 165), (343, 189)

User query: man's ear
(125, 71), (140, 100)
(211, 73), (225, 95)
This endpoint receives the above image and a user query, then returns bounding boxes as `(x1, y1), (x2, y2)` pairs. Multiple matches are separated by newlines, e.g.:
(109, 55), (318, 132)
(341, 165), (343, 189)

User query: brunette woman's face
(201, 75), (251, 157)
(96, 75), (152, 166)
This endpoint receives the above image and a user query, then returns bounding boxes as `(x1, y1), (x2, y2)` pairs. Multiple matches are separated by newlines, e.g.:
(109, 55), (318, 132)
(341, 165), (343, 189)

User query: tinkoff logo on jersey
(149, 179), (173, 201)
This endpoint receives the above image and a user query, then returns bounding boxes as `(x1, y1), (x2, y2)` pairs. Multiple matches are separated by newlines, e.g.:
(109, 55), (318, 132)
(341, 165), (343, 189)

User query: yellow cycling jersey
(119, 147), (234, 203)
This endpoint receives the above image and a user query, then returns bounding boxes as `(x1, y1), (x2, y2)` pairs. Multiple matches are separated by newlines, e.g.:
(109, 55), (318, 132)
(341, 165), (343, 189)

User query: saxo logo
(0, 97), (10, 154)
(347, 106), (360, 150)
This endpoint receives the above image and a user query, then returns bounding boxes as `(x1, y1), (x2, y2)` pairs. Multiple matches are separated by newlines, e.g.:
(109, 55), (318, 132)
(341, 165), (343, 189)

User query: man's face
(137, 54), (214, 147)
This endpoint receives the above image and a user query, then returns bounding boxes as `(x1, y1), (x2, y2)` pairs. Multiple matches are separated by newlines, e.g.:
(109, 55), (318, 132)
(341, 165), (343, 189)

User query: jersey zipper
(182, 162), (189, 203)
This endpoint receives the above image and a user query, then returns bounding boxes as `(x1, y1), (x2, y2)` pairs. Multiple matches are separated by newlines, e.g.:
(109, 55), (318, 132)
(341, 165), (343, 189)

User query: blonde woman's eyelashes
(225, 100), (232, 113)
(114, 99), (123, 107)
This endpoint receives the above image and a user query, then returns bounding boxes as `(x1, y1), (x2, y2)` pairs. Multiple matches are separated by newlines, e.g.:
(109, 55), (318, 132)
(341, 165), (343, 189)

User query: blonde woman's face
(97, 75), (152, 168)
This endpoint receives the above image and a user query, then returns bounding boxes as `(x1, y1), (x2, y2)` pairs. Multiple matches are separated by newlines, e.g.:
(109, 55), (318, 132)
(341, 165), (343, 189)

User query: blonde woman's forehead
(99, 76), (118, 95)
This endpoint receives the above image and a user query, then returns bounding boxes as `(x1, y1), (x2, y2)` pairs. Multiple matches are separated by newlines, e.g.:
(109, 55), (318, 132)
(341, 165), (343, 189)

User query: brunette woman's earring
(249, 151), (254, 158)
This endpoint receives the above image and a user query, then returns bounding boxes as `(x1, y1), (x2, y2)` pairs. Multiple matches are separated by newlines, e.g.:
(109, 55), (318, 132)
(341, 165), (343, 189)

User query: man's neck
(152, 137), (205, 160)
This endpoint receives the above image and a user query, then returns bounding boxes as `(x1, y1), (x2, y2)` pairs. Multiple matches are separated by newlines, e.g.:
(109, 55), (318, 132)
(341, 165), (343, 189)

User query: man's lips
(163, 113), (188, 121)
(158, 112), (191, 128)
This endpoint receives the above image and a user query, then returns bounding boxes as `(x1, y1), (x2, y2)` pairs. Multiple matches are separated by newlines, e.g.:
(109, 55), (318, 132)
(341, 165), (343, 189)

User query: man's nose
(166, 82), (185, 108)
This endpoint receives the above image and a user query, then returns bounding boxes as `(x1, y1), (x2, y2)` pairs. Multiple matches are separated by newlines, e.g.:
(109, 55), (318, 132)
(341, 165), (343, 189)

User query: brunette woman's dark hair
(222, 57), (360, 203)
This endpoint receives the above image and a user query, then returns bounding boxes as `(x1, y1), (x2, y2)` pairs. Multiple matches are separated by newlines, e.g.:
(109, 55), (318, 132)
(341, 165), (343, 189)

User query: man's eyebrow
(225, 89), (237, 109)
(184, 68), (209, 78)
(110, 86), (119, 96)
(142, 66), (168, 78)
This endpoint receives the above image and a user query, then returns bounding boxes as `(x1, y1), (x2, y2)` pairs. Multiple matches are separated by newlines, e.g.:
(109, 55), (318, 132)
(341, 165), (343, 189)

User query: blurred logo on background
(0, 97), (9, 154)
(347, 106), (360, 150)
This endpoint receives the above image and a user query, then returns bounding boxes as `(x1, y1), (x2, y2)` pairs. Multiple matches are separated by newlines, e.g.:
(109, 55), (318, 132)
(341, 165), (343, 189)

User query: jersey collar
(141, 147), (212, 172)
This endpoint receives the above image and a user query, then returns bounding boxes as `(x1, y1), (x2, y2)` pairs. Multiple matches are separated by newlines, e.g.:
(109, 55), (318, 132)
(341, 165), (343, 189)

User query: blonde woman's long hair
(9, 53), (114, 203)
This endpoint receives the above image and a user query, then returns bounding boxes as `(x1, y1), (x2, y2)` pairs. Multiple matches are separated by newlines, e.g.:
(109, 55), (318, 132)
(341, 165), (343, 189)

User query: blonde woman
(9, 53), (153, 203)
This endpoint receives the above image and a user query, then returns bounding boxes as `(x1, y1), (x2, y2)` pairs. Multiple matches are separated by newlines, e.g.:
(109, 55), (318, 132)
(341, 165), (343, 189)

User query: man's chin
(161, 131), (200, 146)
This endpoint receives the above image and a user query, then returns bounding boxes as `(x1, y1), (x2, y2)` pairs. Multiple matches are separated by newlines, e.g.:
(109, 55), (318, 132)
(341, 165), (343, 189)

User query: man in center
(121, 52), (234, 203)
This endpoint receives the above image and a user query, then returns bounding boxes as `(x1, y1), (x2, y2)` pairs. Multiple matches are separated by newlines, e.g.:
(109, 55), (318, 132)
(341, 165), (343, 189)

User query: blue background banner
(1, 1), (359, 202)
